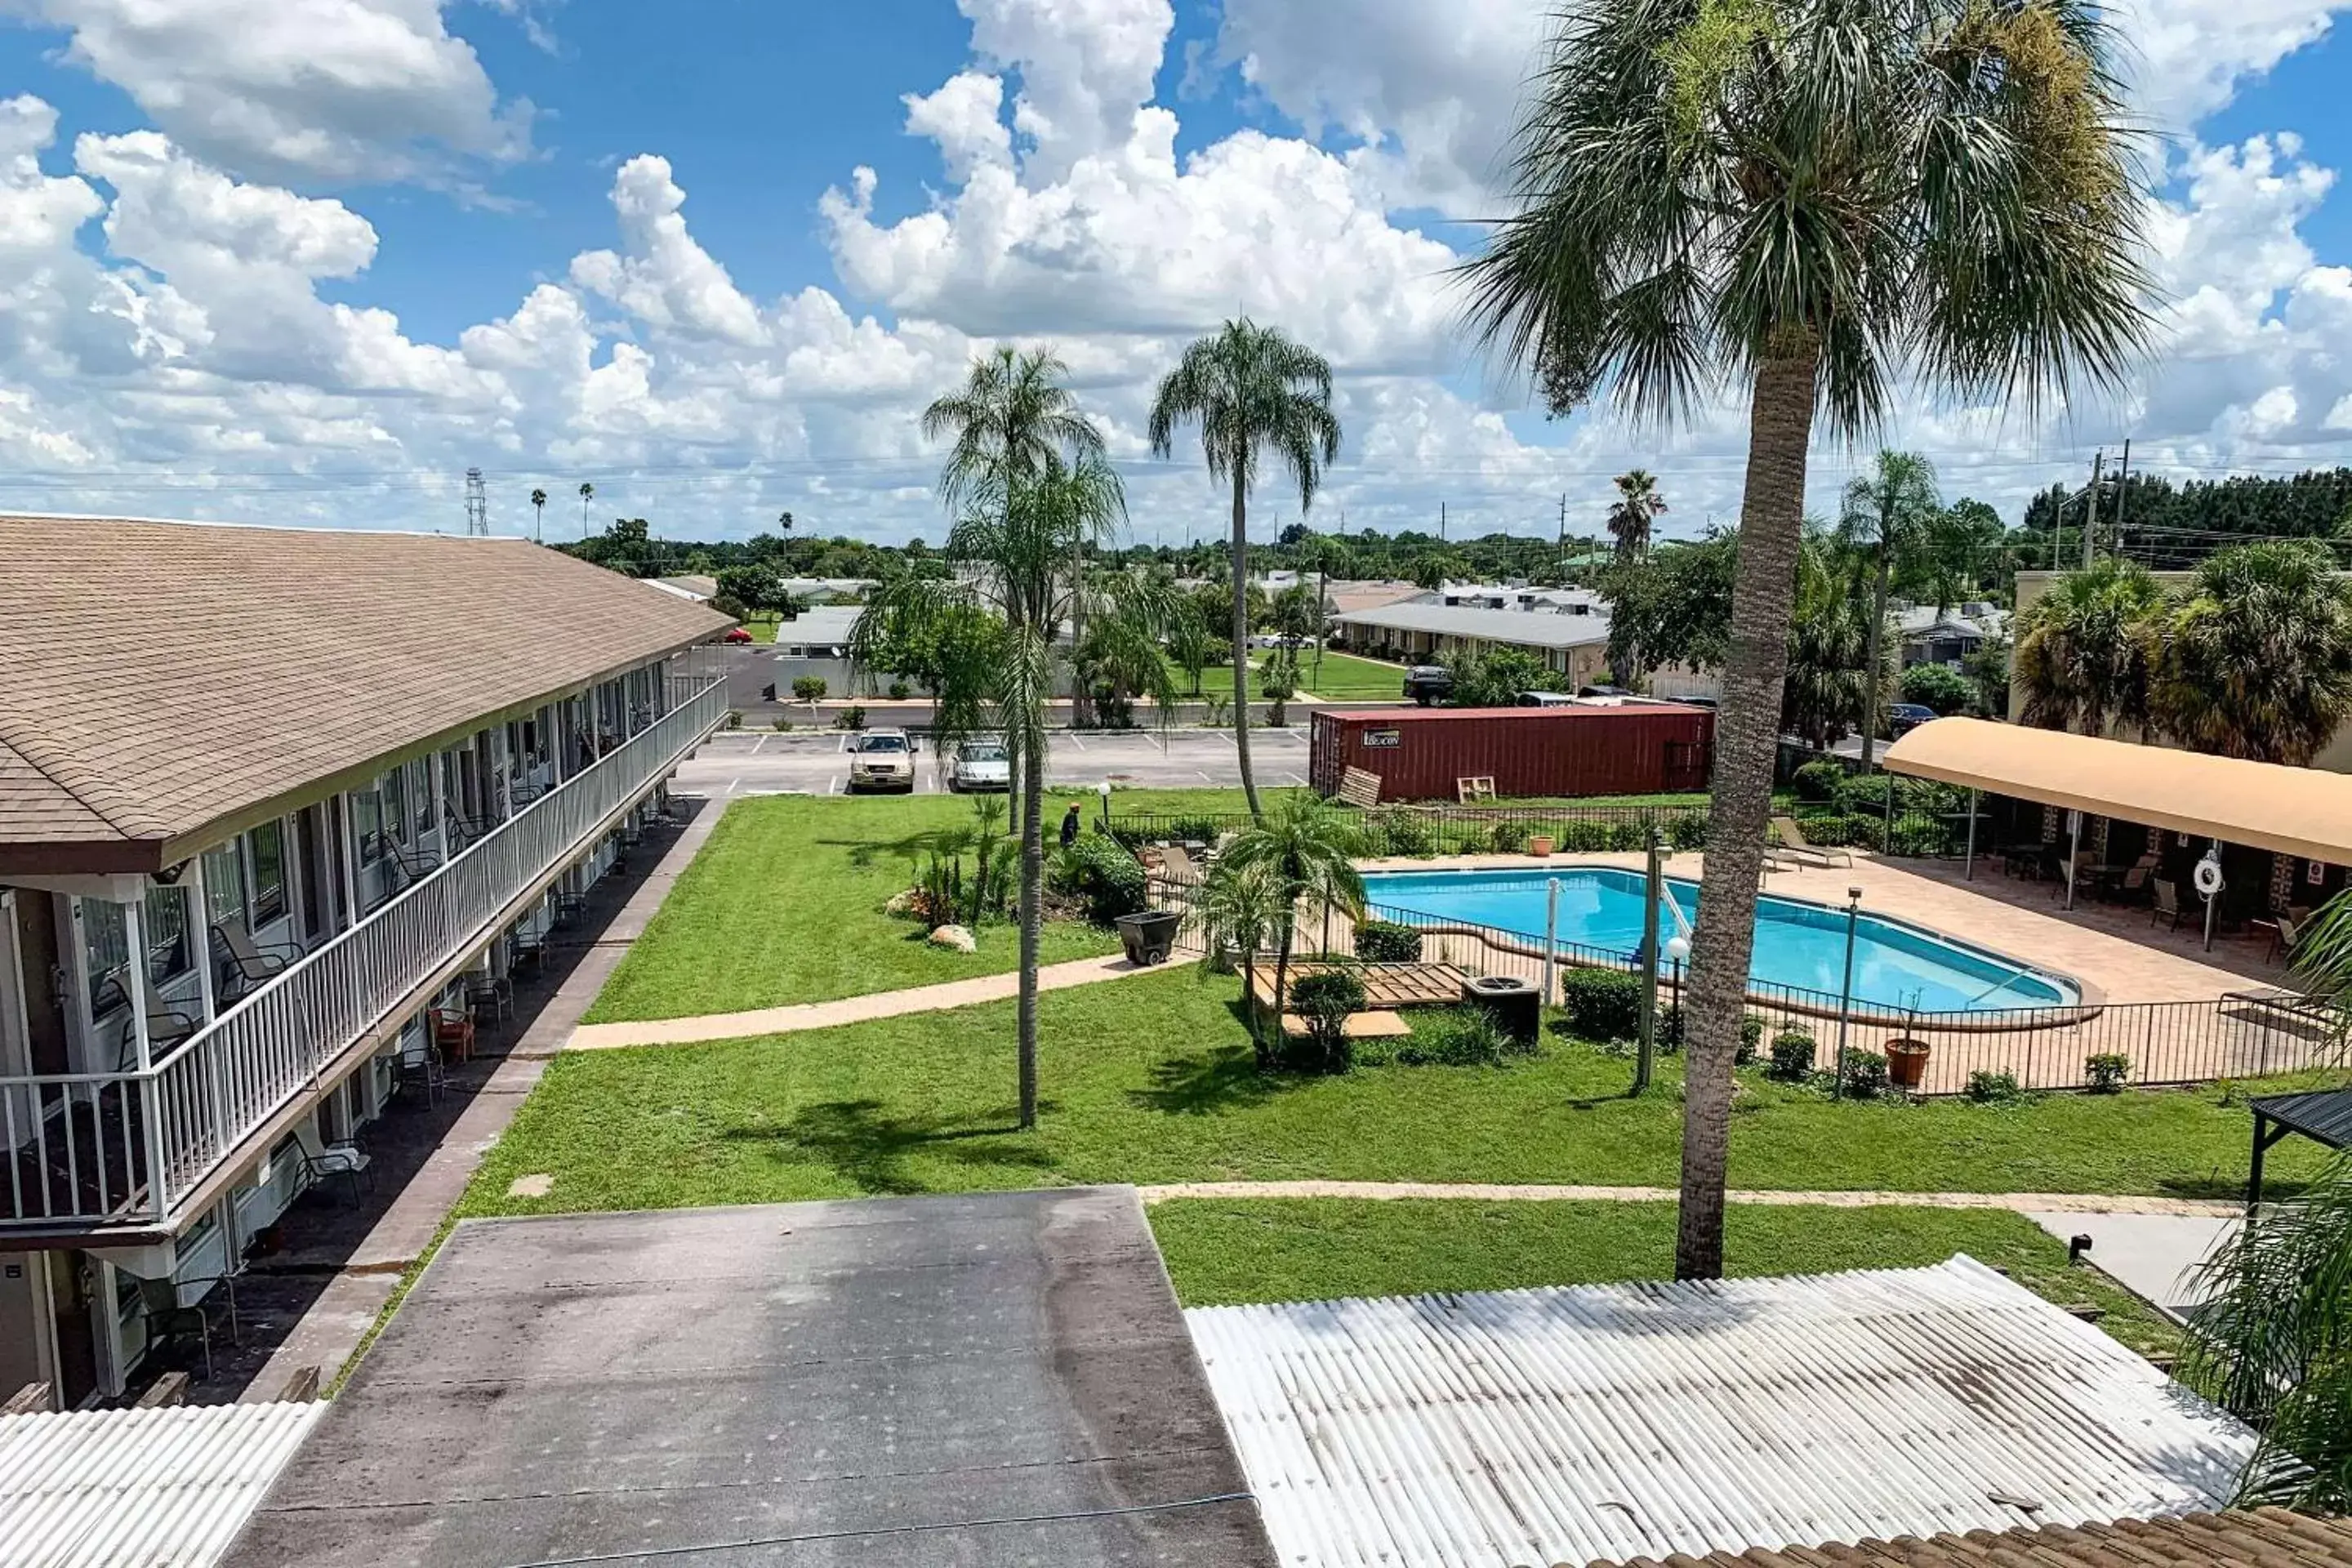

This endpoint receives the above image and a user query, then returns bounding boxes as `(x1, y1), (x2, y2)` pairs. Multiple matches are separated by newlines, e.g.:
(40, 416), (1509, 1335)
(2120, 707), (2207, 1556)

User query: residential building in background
(0, 517), (732, 1410)
(1330, 584), (1614, 687)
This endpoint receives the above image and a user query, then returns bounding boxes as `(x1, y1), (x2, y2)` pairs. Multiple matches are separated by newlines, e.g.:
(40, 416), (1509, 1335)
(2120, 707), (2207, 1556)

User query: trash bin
(1115, 909), (1183, 967)
(1462, 973), (1541, 1045)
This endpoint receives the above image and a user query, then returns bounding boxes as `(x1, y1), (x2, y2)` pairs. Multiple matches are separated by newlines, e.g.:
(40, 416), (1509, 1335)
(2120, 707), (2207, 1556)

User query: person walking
(1059, 801), (1083, 849)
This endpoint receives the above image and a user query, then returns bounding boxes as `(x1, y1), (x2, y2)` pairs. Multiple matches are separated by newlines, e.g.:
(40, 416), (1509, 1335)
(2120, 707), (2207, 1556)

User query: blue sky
(0, 0), (2348, 543)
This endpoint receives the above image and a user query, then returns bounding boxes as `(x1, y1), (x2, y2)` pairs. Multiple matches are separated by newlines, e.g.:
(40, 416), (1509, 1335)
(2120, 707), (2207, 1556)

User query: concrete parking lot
(675, 724), (1315, 796)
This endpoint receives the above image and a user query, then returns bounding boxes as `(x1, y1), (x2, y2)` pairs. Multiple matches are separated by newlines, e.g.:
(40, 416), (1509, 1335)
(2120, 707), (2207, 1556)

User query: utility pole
(2112, 438), (2131, 562)
(463, 467), (489, 537)
(2080, 451), (2103, 571)
(1557, 493), (1568, 559)
(1440, 501), (1447, 542)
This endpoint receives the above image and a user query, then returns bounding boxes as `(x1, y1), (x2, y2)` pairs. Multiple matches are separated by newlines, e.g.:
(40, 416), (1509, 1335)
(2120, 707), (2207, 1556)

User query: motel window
(381, 770), (409, 847)
(409, 761), (433, 837)
(247, 821), (288, 927)
(353, 786), (384, 864)
(144, 884), (190, 984)
(203, 844), (245, 929)
(80, 899), (128, 1010)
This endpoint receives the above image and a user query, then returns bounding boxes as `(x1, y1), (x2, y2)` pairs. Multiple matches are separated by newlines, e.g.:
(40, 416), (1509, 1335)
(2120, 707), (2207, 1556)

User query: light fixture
(1664, 934), (1690, 964)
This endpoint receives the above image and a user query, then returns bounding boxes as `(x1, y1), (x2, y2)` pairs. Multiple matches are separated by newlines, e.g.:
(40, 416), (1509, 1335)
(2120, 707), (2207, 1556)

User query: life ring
(2193, 857), (2225, 898)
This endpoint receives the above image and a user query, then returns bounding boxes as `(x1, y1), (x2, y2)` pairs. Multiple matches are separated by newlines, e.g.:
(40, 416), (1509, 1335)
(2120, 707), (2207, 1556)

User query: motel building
(0, 515), (732, 1410)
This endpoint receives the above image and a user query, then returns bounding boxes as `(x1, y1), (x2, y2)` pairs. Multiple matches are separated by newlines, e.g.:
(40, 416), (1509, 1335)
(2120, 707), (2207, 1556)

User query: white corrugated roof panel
(1186, 1256), (2257, 1568)
(0, 1400), (323, 1568)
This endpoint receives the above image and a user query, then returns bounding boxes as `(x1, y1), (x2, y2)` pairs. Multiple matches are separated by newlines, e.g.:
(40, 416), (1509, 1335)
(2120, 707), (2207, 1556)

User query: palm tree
(1298, 532), (1352, 690)
(1780, 536), (1882, 749)
(1410, 551), (1465, 593)
(1463, 0), (2150, 1281)
(2011, 558), (2167, 737)
(1217, 793), (1365, 1045)
(1193, 857), (1290, 1067)
(856, 348), (1123, 1129)
(1148, 319), (1343, 819)
(1606, 470), (1667, 562)
(1165, 596), (1219, 698)
(2149, 540), (2352, 765)
(1071, 567), (1183, 722)
(1838, 451), (1942, 771)
(2182, 1152), (2352, 1511)
(529, 488), (547, 544)
(577, 481), (595, 538)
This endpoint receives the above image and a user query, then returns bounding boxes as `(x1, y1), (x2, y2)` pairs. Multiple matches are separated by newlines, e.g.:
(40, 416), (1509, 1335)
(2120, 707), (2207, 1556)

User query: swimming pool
(1361, 866), (2082, 1014)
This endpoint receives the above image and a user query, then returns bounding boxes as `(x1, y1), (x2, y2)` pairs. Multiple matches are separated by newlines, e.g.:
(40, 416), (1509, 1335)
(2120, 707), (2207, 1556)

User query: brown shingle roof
(1585, 1508), (2352, 1568)
(0, 515), (732, 872)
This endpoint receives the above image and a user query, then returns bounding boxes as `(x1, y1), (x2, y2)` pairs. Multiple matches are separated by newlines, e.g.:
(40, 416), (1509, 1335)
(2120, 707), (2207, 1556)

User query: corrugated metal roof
(1185, 1256), (2258, 1568)
(2253, 1089), (2352, 1150)
(1334, 599), (1614, 649)
(1588, 1507), (2352, 1568)
(0, 1399), (324, 1568)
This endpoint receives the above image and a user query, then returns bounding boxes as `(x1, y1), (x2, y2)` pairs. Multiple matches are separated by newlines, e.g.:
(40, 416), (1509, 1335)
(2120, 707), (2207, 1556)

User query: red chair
(429, 1008), (475, 1066)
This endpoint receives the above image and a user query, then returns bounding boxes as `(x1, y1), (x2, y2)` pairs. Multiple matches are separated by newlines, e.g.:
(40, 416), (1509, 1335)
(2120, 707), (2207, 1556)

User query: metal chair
(212, 921), (302, 997)
(2151, 878), (2185, 931)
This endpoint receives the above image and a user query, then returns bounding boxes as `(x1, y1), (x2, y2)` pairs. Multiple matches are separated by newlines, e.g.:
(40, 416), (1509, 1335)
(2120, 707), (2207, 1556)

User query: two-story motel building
(0, 515), (733, 1407)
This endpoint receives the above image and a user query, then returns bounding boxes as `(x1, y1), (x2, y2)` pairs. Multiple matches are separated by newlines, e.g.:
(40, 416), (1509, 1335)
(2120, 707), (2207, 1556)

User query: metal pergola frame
(2247, 1088), (2352, 1210)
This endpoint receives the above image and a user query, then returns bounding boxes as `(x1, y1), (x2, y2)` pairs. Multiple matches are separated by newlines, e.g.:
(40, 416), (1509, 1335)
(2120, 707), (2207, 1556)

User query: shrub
(1379, 812), (1435, 857)
(1354, 920), (1423, 963)
(1667, 813), (1708, 852)
(887, 679), (911, 700)
(1487, 819), (1531, 855)
(1383, 1005), (1532, 1067)
(1967, 1069), (2025, 1104)
(1767, 1025), (1816, 1081)
(2084, 1052), (2132, 1094)
(791, 675), (828, 704)
(1557, 820), (1613, 853)
(1886, 819), (1950, 858)
(1792, 760), (1846, 804)
(1560, 967), (1644, 1043)
(1290, 969), (1367, 1072)
(1838, 1048), (1890, 1099)
(769, 715), (793, 732)
(833, 705), (867, 731)
(1168, 814), (1223, 845)
(1900, 662), (1976, 715)
(1050, 836), (1147, 924)
(1736, 1012), (1765, 1065)
(723, 709), (742, 730)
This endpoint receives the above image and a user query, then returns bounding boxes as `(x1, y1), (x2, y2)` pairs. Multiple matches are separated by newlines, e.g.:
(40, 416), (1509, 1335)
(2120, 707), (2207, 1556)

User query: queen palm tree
(529, 488), (547, 544)
(1216, 793), (1366, 1054)
(1193, 857), (1290, 1067)
(1463, 0), (2150, 1280)
(1606, 470), (1667, 562)
(1838, 450), (1942, 770)
(2149, 540), (2352, 765)
(2011, 558), (2166, 737)
(1148, 320), (1343, 819)
(577, 481), (595, 538)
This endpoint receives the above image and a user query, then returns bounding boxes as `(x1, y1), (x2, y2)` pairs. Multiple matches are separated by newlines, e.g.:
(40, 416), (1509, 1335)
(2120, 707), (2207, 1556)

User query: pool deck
(1343, 849), (2317, 1094)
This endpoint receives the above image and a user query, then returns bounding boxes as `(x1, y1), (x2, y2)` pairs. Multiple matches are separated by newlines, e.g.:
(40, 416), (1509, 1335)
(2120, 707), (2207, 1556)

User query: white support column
(337, 793), (362, 929)
(430, 751), (449, 866)
(121, 897), (153, 1072)
(185, 861), (216, 1024)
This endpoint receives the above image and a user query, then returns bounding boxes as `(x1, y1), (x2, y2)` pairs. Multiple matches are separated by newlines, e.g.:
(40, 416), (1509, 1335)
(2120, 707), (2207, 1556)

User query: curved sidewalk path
(566, 951), (1163, 1049)
(1134, 1180), (2243, 1216)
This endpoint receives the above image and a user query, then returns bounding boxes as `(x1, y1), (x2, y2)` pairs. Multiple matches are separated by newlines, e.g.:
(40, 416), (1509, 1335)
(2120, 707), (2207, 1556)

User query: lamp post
(1834, 884), (1864, 1101)
(1636, 828), (1664, 1094)
(1664, 933), (1690, 1046)
(1096, 778), (1112, 831)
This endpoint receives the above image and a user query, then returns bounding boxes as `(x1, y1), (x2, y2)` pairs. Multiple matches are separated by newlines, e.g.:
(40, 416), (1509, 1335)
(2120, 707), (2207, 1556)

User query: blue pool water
(1363, 867), (2080, 1013)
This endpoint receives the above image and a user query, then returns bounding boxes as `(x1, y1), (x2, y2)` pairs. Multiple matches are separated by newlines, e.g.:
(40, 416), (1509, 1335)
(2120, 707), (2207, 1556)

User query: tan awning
(1881, 716), (2352, 864)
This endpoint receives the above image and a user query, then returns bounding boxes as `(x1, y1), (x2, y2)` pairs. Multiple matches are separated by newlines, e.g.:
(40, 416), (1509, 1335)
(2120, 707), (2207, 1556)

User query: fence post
(1542, 878), (1560, 1008)
(1636, 831), (1661, 1094)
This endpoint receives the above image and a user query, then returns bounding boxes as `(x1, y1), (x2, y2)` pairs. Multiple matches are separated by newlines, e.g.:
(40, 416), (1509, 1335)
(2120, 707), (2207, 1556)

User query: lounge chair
(1769, 817), (1852, 869)
(96, 968), (198, 1069)
(2151, 877), (2185, 931)
(2267, 909), (2310, 964)
(212, 920), (301, 996)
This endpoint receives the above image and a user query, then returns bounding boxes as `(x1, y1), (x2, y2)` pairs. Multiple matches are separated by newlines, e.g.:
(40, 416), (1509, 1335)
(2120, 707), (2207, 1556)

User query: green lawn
(1147, 1198), (2181, 1358)
(479, 966), (2329, 1214)
(582, 795), (1121, 1022)
(1297, 649), (1412, 700)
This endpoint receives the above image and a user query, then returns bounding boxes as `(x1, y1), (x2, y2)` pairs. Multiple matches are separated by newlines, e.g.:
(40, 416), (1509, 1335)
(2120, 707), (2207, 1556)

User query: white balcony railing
(0, 675), (728, 1232)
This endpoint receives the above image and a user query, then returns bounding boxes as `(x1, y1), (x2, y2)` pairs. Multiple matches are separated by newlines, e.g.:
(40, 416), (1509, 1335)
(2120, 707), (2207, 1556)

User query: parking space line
(728, 777), (742, 795)
(1066, 733), (1088, 751)
(751, 735), (768, 755)
(1285, 772), (1309, 786)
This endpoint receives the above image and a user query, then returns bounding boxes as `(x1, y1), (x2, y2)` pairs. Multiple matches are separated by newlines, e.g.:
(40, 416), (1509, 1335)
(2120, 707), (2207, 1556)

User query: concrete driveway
(220, 1189), (1274, 1568)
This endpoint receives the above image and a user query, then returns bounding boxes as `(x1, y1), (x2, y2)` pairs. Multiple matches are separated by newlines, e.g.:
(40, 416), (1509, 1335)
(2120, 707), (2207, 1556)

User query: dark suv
(1403, 665), (1454, 706)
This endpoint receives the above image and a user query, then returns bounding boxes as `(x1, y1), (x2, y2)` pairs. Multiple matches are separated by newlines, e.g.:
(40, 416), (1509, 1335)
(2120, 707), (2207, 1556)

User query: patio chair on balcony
(96, 969), (198, 1069)
(212, 920), (301, 997)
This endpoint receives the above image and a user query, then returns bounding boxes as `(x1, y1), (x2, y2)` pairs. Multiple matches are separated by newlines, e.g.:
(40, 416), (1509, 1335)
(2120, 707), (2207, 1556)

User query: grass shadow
(823, 829), (964, 871)
(1128, 1042), (1309, 1116)
(724, 1098), (1058, 1196)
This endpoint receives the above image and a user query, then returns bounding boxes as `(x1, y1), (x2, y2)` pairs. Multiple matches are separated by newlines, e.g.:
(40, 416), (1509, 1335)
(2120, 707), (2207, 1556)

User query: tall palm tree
(1217, 793), (1366, 1050)
(577, 481), (595, 538)
(1148, 319), (1343, 819)
(2011, 558), (2167, 737)
(1780, 536), (1882, 749)
(1193, 857), (1290, 1066)
(857, 349), (1123, 1129)
(2182, 1152), (2352, 1511)
(529, 488), (547, 544)
(2149, 540), (2352, 765)
(1606, 470), (1667, 562)
(1463, 0), (2149, 1280)
(1838, 450), (1942, 771)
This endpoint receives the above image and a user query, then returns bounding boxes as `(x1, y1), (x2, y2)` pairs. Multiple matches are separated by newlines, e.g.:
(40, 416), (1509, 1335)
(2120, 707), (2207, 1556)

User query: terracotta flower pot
(1530, 834), (1555, 857)
(1886, 1037), (1931, 1089)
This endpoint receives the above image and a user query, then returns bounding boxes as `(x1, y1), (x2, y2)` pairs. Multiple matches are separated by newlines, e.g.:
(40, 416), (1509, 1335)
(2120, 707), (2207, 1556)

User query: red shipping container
(1308, 703), (1715, 802)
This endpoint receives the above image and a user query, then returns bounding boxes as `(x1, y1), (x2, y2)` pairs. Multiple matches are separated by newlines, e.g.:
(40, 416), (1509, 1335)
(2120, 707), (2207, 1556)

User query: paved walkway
(2024, 1210), (2243, 1321)
(565, 951), (1169, 1049)
(1136, 1179), (2243, 1216)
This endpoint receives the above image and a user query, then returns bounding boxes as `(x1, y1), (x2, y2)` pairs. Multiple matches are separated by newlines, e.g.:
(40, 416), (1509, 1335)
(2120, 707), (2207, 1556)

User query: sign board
(1362, 729), (1401, 749)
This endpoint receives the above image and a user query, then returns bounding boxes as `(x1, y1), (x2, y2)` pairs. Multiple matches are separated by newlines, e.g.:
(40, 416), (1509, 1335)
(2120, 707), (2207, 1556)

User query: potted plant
(1886, 1004), (1930, 1090)
(1529, 831), (1555, 857)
